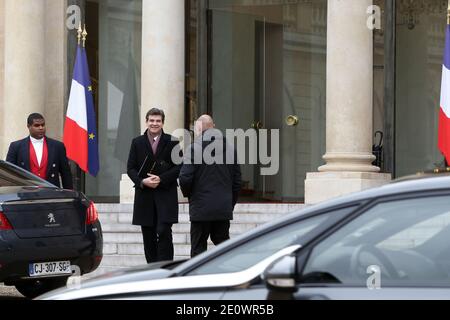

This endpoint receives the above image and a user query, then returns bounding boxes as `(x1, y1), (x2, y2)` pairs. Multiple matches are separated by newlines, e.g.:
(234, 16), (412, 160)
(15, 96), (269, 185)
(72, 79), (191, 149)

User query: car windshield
(187, 207), (355, 276)
(0, 161), (54, 187)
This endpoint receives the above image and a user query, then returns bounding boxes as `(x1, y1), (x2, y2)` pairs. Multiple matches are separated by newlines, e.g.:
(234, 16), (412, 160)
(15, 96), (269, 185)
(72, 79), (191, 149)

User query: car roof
(320, 173), (450, 208)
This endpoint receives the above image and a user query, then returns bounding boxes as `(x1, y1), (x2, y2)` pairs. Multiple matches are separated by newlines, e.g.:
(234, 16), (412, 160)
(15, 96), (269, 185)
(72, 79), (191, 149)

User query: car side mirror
(262, 255), (297, 293)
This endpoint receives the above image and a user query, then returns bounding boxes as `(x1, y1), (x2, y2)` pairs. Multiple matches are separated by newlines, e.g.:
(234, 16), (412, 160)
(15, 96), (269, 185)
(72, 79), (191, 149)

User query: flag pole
(77, 22), (82, 46)
(448, 0), (450, 25)
(82, 25), (88, 48)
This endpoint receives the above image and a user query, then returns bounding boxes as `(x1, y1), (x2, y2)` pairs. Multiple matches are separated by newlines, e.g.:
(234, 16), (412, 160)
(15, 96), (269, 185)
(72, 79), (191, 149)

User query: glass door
(395, 1), (446, 176)
(208, 8), (268, 200)
(207, 1), (327, 202)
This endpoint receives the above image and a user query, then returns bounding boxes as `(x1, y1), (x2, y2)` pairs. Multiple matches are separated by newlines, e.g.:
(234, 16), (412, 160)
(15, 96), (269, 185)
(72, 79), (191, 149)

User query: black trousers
(141, 214), (174, 263)
(190, 221), (230, 258)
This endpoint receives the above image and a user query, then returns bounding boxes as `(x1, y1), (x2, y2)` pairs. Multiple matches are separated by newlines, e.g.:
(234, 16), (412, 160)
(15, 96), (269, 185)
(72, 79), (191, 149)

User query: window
(203, 0), (327, 202)
(302, 196), (450, 287)
(188, 207), (354, 276)
(395, 3), (446, 176)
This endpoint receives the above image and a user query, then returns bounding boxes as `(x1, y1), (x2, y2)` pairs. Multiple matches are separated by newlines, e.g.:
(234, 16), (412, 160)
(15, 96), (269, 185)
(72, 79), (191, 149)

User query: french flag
(439, 22), (450, 166)
(63, 45), (99, 176)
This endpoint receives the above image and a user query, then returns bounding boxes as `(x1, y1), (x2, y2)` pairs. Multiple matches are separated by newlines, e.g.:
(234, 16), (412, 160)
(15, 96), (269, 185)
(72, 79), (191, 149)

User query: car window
(188, 207), (355, 276)
(301, 195), (450, 287)
(0, 162), (53, 187)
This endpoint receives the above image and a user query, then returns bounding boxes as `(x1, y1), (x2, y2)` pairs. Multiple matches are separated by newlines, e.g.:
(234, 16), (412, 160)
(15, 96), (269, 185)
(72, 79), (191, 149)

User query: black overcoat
(127, 131), (181, 226)
(179, 131), (242, 222)
(6, 137), (73, 189)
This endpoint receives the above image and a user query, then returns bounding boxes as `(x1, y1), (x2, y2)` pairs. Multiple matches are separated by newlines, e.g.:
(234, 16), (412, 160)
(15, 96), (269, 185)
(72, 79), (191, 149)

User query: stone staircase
(86, 203), (305, 278)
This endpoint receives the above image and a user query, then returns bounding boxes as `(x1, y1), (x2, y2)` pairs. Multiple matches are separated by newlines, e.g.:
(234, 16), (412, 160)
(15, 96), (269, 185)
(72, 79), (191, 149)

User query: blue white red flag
(63, 45), (99, 176)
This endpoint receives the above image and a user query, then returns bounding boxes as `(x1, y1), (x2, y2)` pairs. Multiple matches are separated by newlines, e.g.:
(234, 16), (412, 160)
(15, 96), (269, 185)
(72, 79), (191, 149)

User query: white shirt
(30, 136), (44, 166)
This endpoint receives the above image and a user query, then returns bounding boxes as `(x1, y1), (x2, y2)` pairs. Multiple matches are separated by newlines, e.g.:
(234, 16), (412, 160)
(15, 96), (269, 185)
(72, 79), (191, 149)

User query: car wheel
(14, 277), (68, 299)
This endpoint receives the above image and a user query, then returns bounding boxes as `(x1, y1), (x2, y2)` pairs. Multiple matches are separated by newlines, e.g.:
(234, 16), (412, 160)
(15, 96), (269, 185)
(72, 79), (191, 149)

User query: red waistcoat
(29, 139), (48, 180)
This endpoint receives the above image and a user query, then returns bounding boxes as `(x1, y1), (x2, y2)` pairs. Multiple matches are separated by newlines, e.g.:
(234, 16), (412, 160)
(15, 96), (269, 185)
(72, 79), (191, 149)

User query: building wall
(0, 0), (67, 159)
(0, 0), (5, 158)
(4, 0), (46, 155)
(0, 1), (393, 204)
(395, 11), (443, 175)
(44, 0), (68, 141)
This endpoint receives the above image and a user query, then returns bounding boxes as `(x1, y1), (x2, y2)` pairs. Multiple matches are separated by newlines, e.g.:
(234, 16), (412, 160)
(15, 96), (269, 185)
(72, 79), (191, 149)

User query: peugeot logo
(48, 213), (56, 224)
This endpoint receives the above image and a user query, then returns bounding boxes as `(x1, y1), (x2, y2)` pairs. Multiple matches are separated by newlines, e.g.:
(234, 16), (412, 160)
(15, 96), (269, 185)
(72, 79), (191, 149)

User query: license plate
(29, 261), (72, 277)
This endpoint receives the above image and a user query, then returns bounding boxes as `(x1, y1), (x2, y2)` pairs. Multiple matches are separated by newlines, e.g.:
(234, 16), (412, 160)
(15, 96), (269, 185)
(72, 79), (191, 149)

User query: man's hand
(142, 174), (161, 189)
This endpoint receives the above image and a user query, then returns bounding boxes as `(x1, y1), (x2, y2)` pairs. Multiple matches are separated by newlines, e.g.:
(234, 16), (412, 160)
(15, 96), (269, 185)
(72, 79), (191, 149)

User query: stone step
(171, 223), (259, 234)
(103, 243), (118, 255)
(93, 203), (304, 270)
(104, 233), (247, 245)
(103, 233), (243, 247)
(101, 222), (259, 235)
(171, 224), (191, 233)
(100, 255), (147, 267)
(102, 224), (142, 233)
(96, 203), (189, 214)
(114, 243), (214, 256)
(103, 232), (187, 245)
(82, 266), (126, 280)
(100, 253), (190, 268)
(100, 212), (286, 227)
(97, 204), (305, 215)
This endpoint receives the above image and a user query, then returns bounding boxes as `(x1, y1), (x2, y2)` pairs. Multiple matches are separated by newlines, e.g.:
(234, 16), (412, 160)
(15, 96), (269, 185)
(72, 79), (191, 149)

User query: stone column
(121, 0), (186, 203)
(2, 0), (46, 158)
(141, 0), (185, 134)
(0, 0), (5, 158)
(44, 0), (67, 141)
(305, 0), (391, 204)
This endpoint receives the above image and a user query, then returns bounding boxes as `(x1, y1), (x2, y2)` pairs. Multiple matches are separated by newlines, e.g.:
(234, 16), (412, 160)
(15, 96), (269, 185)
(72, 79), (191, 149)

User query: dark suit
(6, 137), (73, 189)
(127, 131), (181, 262)
(179, 130), (242, 257)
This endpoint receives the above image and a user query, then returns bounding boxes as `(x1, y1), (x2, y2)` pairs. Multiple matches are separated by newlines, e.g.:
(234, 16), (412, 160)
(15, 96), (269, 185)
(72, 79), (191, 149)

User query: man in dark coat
(6, 113), (73, 189)
(127, 108), (181, 263)
(179, 115), (242, 257)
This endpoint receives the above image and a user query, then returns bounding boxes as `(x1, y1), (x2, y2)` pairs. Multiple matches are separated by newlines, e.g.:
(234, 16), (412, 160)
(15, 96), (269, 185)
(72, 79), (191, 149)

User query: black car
(40, 172), (450, 300)
(0, 160), (102, 298)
